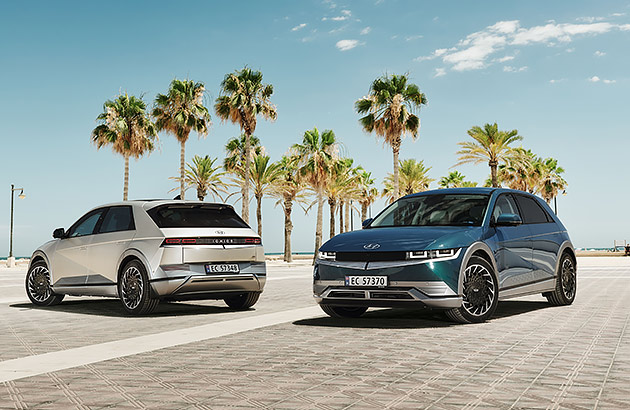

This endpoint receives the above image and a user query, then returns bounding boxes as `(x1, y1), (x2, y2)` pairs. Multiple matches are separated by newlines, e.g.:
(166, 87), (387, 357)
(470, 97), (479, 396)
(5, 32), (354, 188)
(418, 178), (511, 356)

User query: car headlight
(318, 251), (336, 261)
(407, 248), (459, 260)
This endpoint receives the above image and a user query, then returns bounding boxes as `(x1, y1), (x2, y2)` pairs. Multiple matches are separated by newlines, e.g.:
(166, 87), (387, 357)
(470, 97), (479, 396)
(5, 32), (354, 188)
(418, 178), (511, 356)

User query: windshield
(370, 194), (490, 227)
(147, 205), (249, 228)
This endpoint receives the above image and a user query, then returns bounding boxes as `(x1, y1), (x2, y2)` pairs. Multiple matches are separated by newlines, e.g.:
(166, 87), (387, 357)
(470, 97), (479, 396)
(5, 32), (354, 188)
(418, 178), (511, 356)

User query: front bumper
(150, 261), (266, 300)
(313, 256), (463, 309)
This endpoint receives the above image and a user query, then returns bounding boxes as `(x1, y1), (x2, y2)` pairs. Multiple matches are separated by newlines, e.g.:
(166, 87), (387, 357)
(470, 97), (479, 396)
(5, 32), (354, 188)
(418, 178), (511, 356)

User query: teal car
(313, 188), (577, 323)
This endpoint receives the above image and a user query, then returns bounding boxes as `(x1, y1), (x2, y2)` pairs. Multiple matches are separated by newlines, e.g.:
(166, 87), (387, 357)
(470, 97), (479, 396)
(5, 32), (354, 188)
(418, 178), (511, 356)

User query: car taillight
(161, 237), (262, 246)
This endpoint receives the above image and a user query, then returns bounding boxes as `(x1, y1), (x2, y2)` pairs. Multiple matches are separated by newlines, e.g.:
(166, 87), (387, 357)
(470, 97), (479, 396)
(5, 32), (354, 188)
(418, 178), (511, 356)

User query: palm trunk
(339, 201), (344, 234)
(328, 198), (336, 238)
(283, 197), (293, 262)
(313, 188), (324, 265)
(123, 154), (129, 201)
(256, 193), (263, 237)
(243, 132), (251, 224)
(197, 187), (205, 201)
(180, 141), (186, 199)
(344, 199), (350, 232)
(393, 139), (401, 199)
(489, 160), (498, 188)
(361, 202), (368, 223)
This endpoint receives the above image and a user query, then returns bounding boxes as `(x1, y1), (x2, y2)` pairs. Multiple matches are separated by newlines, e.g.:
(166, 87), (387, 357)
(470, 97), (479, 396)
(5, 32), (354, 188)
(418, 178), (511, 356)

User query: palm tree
(439, 171), (465, 188)
(215, 67), (277, 224)
(324, 158), (357, 236)
(170, 155), (229, 201)
(270, 155), (308, 262)
(153, 79), (211, 199)
(356, 74), (427, 199)
(536, 157), (567, 204)
(224, 134), (263, 208)
(455, 123), (522, 188)
(439, 171), (477, 188)
(92, 93), (156, 201)
(293, 128), (338, 263)
(250, 154), (281, 237)
(382, 159), (433, 204)
(497, 148), (537, 192)
(357, 170), (378, 222)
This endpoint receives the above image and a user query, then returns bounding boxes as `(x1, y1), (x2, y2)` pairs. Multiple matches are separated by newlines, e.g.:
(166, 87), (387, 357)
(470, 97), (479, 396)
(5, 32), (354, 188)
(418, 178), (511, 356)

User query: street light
(8, 184), (26, 267)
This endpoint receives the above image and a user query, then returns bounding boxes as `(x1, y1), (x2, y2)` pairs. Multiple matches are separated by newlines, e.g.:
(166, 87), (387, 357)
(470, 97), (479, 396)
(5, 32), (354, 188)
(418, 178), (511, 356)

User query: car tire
(320, 304), (368, 318)
(446, 255), (499, 324)
(545, 253), (576, 306)
(118, 260), (159, 315)
(224, 292), (260, 310)
(25, 260), (65, 306)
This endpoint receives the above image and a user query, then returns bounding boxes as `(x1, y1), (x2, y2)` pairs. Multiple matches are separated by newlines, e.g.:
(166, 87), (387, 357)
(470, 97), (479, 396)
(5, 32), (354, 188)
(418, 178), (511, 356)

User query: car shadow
(10, 299), (247, 318)
(294, 300), (554, 329)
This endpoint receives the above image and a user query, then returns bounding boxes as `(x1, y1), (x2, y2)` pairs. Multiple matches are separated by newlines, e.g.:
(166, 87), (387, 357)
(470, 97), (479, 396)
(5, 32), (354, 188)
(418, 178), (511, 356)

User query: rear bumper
(150, 261), (266, 299)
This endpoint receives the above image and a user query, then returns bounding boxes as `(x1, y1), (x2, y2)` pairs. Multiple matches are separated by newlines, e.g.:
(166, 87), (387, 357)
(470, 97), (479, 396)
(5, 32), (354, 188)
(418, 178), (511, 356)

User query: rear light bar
(162, 237), (262, 246)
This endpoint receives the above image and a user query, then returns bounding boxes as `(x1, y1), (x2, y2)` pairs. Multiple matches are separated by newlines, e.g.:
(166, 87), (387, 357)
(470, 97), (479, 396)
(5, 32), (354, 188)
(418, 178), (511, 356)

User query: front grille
(335, 252), (407, 262)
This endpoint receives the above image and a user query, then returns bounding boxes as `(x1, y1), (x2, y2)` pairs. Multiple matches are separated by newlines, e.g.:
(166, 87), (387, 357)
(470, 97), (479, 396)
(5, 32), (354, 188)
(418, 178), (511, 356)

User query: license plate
(345, 276), (387, 287)
(205, 263), (240, 274)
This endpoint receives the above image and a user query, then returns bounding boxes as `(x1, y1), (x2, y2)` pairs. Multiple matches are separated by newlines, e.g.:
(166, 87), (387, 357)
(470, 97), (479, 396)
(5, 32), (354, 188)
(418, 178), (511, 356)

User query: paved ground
(1, 257), (629, 409)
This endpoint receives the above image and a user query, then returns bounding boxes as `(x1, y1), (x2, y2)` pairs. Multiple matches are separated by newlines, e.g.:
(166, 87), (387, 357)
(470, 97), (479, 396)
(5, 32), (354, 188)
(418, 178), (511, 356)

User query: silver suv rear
(26, 200), (266, 315)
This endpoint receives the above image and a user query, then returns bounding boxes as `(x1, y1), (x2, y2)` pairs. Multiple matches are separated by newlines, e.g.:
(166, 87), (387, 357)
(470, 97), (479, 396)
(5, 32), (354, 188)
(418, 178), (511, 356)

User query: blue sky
(1, 0), (629, 256)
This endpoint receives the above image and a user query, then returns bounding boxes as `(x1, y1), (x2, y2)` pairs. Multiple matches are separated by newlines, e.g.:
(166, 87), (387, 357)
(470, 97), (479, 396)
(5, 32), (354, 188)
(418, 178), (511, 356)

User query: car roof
(402, 187), (539, 198)
(88, 200), (234, 212)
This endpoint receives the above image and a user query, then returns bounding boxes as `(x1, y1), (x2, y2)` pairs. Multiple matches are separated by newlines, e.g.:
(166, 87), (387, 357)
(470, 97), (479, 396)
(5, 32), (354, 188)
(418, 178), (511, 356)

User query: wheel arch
(116, 249), (151, 282)
(457, 242), (498, 295)
(555, 241), (576, 273)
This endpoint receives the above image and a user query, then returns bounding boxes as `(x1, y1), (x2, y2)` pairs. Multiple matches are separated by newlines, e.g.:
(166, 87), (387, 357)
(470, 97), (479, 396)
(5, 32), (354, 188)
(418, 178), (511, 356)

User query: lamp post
(350, 200), (354, 231)
(8, 184), (26, 268)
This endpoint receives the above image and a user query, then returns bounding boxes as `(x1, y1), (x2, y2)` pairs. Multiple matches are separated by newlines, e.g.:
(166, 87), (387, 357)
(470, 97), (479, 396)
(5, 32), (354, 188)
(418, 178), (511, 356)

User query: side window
(68, 209), (105, 237)
(515, 195), (550, 224)
(99, 206), (135, 234)
(492, 194), (520, 221)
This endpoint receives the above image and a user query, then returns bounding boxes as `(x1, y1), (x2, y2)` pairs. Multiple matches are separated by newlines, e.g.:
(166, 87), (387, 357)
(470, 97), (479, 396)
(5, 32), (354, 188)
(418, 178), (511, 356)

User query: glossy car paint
(314, 188), (575, 309)
(29, 200), (266, 300)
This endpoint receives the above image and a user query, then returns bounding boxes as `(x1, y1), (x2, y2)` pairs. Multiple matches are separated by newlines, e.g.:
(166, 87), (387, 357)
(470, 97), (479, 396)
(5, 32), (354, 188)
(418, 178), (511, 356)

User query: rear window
(514, 195), (550, 224)
(147, 205), (249, 228)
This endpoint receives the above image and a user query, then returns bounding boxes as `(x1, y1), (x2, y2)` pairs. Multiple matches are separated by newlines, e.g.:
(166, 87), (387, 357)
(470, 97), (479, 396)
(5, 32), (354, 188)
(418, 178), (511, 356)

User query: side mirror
(53, 228), (66, 239)
(495, 213), (523, 226)
(362, 218), (373, 229)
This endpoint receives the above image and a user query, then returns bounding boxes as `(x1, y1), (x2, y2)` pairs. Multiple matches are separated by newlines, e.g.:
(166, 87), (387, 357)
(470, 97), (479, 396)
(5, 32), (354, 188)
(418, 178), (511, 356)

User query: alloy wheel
(121, 266), (143, 310)
(561, 258), (576, 300)
(27, 265), (52, 303)
(462, 263), (496, 317)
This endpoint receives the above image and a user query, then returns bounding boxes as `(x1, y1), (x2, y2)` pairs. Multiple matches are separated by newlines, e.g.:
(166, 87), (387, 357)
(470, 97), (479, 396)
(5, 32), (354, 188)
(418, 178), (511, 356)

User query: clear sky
(1, 0), (629, 257)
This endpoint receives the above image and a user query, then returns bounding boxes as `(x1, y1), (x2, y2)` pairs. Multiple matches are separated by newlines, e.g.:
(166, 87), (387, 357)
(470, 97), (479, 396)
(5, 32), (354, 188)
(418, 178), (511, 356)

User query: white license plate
(345, 276), (388, 287)
(205, 263), (240, 274)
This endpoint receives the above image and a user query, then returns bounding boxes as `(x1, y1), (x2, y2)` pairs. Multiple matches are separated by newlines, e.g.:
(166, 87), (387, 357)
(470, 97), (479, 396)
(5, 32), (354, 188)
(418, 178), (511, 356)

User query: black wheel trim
(561, 258), (576, 300)
(121, 266), (143, 310)
(28, 266), (52, 303)
(462, 263), (496, 317)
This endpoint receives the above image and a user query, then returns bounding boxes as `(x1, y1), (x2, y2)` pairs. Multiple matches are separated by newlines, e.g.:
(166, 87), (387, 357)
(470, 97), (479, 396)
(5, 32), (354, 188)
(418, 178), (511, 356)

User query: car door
(491, 194), (534, 290)
(514, 194), (560, 282)
(87, 206), (136, 287)
(50, 208), (105, 287)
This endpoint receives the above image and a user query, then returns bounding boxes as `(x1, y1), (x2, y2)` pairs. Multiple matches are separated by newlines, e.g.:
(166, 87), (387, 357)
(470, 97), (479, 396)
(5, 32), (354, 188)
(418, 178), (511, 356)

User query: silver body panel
(29, 200), (266, 301)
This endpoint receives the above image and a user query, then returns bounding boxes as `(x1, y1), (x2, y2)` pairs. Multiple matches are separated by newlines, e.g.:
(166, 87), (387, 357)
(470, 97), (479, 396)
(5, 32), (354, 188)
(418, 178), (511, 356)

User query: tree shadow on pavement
(10, 299), (242, 318)
(294, 300), (553, 329)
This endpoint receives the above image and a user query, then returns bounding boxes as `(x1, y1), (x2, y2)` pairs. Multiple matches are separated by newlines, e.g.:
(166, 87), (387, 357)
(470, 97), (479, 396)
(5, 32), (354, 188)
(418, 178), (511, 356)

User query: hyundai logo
(215, 230), (225, 235)
(363, 243), (381, 250)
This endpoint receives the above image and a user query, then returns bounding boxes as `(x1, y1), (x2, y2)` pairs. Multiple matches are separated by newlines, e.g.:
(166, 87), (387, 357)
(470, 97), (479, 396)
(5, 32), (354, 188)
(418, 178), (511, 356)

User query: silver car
(26, 200), (266, 315)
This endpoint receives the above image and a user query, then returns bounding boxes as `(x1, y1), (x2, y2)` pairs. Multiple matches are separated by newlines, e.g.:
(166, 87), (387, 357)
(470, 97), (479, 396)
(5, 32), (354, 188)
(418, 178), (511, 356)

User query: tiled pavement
(1, 258), (630, 409)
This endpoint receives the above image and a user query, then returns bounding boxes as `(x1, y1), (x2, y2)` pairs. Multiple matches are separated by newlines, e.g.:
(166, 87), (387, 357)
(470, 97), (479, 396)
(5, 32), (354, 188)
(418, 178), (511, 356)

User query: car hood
(319, 226), (483, 252)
